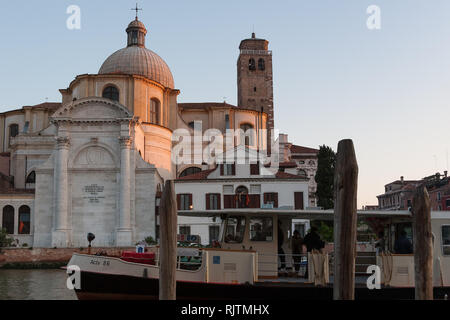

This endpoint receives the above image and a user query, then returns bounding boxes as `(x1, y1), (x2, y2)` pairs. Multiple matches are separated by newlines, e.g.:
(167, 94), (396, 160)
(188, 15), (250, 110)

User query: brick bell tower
(237, 33), (274, 139)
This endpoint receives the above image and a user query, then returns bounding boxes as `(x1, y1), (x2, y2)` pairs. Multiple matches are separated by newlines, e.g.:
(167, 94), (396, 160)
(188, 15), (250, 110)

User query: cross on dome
(131, 2), (142, 20)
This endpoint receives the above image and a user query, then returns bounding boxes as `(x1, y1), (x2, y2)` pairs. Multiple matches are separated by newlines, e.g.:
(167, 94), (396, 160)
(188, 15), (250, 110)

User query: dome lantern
(126, 18), (147, 48)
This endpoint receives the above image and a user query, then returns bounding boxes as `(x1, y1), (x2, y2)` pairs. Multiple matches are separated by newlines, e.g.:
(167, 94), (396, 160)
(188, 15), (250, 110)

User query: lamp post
(87, 233), (95, 255)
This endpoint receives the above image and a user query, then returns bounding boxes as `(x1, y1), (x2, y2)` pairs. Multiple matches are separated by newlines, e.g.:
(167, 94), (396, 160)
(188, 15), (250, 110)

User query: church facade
(0, 17), (317, 248)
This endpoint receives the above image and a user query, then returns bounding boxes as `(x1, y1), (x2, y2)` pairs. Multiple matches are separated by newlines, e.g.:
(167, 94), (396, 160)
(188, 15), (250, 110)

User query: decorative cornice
(175, 177), (308, 183)
(51, 118), (134, 125)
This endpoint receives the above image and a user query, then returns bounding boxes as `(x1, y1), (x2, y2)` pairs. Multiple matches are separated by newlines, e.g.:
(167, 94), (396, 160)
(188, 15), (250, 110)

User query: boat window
(250, 217), (273, 242)
(224, 216), (246, 243)
(442, 225), (450, 256)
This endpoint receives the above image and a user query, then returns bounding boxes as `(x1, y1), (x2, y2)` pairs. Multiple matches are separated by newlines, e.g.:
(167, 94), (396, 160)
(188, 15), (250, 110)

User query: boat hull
(74, 270), (450, 300)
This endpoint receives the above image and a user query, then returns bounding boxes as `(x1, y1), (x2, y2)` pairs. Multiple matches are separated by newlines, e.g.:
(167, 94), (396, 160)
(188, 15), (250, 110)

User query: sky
(0, 1), (449, 208)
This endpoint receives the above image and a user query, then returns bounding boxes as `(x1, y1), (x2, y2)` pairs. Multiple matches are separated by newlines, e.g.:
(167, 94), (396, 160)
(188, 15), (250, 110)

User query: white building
(174, 147), (309, 245)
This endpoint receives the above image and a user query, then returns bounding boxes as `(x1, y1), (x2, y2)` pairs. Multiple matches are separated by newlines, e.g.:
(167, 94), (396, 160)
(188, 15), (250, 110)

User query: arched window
(8, 124), (19, 146)
(2, 205), (14, 234)
(258, 58), (265, 71)
(102, 86), (119, 101)
(26, 171), (36, 184)
(179, 167), (201, 178)
(240, 123), (254, 146)
(149, 98), (160, 125)
(131, 30), (138, 45)
(235, 186), (248, 195)
(9, 124), (19, 138)
(248, 58), (256, 71)
(18, 205), (30, 235)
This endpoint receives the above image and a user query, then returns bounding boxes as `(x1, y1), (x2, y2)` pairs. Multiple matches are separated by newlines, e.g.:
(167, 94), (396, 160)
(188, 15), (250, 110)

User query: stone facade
(32, 98), (159, 248)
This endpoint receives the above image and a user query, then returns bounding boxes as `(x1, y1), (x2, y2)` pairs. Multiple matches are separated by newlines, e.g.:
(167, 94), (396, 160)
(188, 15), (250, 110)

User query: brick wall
(0, 247), (135, 266)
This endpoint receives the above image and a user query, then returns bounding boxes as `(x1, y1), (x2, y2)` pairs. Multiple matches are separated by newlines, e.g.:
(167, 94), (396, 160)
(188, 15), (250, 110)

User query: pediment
(52, 97), (132, 121)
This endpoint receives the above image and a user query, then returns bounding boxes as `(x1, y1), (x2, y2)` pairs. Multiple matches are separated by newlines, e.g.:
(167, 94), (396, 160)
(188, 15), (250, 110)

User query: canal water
(0, 269), (77, 300)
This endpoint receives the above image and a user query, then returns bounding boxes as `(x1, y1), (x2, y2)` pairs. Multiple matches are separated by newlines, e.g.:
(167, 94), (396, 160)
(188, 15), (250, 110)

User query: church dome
(99, 18), (174, 89)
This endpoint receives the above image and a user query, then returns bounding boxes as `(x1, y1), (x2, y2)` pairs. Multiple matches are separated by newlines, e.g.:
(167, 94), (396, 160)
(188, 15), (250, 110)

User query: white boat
(67, 209), (450, 299)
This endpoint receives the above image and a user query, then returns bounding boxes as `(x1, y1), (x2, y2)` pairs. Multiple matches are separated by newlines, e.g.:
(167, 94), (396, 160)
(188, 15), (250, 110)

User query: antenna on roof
(446, 148), (449, 171)
(433, 155), (438, 172)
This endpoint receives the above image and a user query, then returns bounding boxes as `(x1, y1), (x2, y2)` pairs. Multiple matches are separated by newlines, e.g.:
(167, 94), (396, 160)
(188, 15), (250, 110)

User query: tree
(311, 220), (334, 242)
(0, 228), (13, 247)
(315, 145), (336, 210)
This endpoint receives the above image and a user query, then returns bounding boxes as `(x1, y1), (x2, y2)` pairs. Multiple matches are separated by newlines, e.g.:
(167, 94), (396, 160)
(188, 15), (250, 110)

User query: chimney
(400, 176), (404, 183)
(445, 171), (448, 178)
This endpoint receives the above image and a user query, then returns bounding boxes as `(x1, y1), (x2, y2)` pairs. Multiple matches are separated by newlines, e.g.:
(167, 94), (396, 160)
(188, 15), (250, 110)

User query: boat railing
(258, 252), (371, 277)
(153, 247), (203, 271)
(257, 253), (308, 275)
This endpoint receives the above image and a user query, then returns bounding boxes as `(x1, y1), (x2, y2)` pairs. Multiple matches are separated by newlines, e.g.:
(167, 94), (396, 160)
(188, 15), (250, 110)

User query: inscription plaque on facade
(83, 184), (105, 203)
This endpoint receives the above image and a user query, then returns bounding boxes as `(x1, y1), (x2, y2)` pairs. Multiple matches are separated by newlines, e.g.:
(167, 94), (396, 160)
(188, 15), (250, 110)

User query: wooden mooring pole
(412, 185), (433, 300)
(159, 180), (177, 300)
(333, 139), (358, 300)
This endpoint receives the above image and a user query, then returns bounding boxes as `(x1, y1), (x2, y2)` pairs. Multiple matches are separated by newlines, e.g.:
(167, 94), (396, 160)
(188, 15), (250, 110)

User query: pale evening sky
(0, 0), (449, 208)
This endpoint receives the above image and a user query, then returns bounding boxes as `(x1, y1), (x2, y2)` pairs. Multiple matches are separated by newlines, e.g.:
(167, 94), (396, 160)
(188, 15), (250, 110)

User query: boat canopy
(177, 209), (412, 220)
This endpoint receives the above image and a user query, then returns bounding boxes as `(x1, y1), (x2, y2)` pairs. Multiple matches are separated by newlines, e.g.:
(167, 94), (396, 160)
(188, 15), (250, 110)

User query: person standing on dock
(303, 227), (324, 279)
(394, 230), (413, 254)
(375, 231), (386, 254)
(291, 230), (304, 275)
(303, 227), (323, 253)
(278, 220), (286, 272)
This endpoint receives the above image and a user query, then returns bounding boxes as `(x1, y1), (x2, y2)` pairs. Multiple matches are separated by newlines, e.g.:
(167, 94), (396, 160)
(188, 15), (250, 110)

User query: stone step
(356, 251), (376, 257)
(355, 256), (376, 265)
(355, 264), (373, 273)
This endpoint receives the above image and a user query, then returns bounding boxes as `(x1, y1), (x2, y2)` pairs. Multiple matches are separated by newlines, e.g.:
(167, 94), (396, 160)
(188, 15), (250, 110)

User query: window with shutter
(206, 193), (220, 210)
(250, 163), (260, 175)
(179, 226), (191, 235)
(221, 163), (235, 176)
(224, 195), (235, 209)
(294, 192), (304, 209)
(177, 194), (192, 210)
(249, 194), (261, 208)
(263, 193), (278, 208)
(210, 194), (220, 210)
(206, 194), (210, 210)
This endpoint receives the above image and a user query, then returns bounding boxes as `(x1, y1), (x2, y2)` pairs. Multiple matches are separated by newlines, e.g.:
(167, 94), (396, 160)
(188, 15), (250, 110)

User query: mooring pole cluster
(332, 139), (433, 300)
